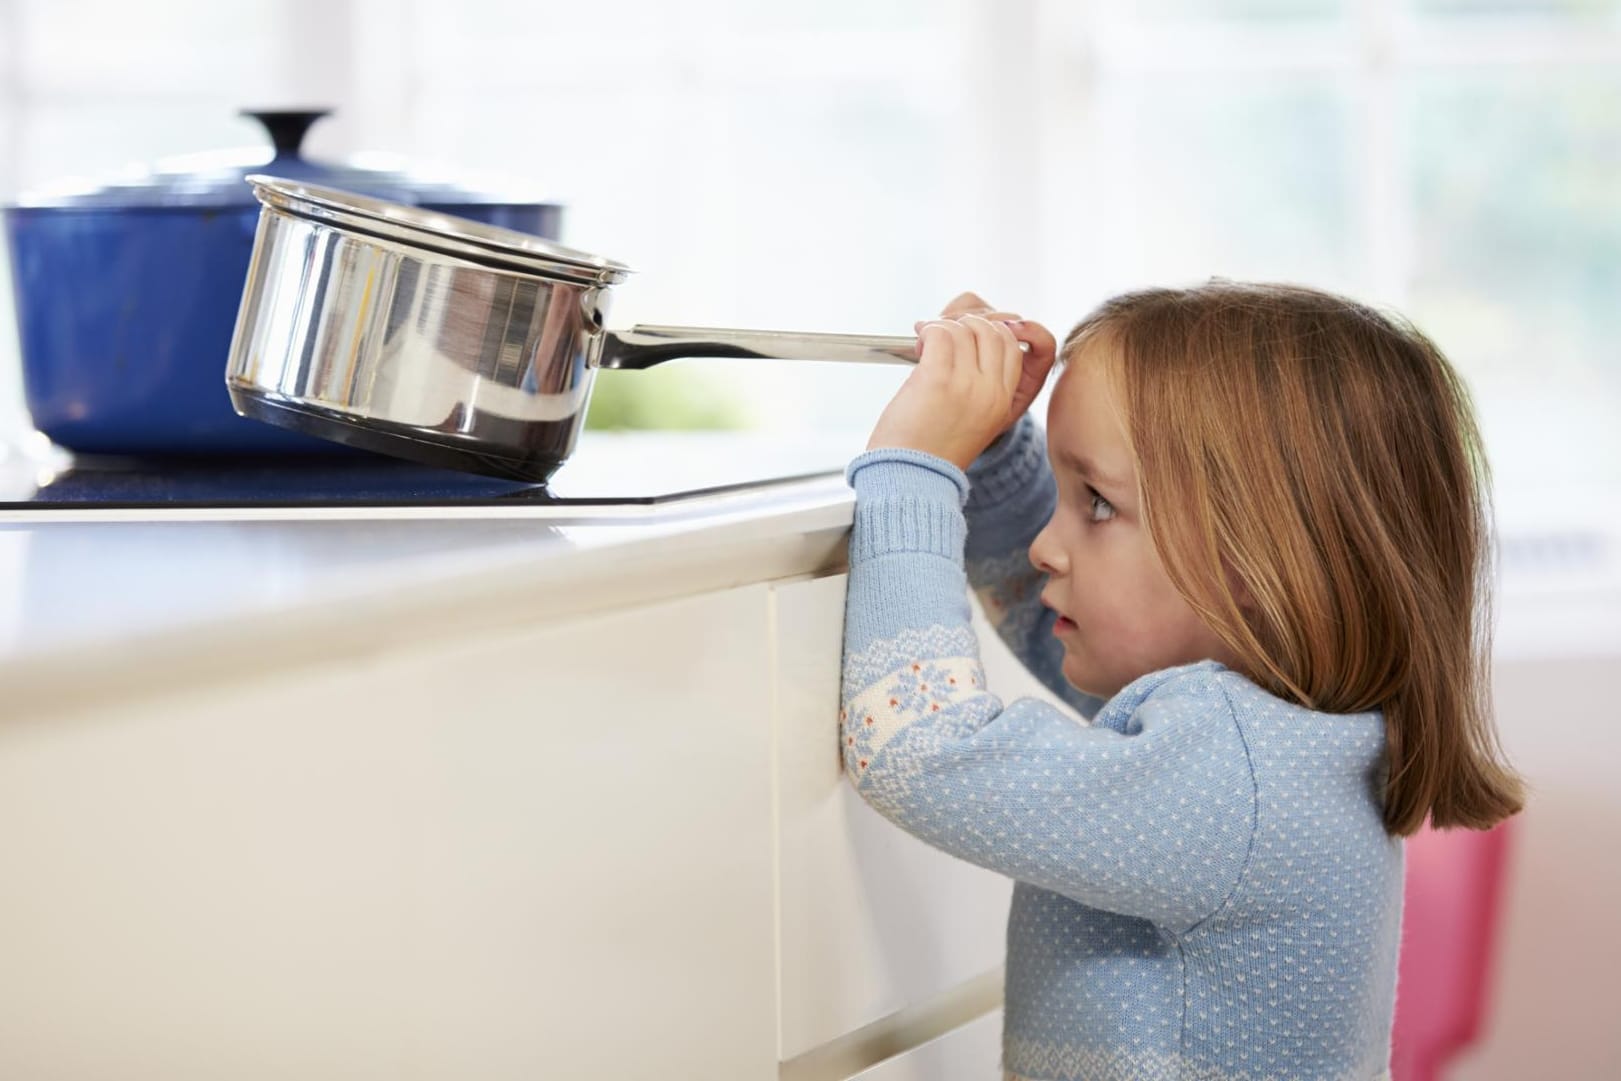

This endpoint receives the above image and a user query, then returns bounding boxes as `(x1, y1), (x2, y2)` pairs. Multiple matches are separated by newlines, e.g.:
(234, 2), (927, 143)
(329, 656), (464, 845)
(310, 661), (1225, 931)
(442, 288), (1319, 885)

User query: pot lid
(248, 173), (632, 286)
(12, 109), (558, 211)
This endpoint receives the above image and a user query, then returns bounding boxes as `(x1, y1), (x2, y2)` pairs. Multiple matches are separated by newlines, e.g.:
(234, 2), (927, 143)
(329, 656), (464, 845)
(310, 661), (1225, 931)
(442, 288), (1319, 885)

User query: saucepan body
(226, 176), (917, 482)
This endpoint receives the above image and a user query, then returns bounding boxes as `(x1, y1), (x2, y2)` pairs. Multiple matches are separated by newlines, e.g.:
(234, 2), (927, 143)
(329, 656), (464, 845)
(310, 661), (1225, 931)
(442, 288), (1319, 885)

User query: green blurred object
(584, 366), (750, 431)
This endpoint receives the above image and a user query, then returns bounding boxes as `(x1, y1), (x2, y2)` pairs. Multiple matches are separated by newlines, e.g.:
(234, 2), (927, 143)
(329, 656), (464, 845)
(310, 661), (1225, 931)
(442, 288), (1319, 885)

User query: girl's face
(1028, 338), (1238, 699)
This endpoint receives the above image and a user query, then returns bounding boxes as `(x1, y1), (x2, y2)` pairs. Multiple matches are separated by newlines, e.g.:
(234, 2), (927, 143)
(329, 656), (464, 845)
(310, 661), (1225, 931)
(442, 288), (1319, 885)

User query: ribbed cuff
(845, 449), (969, 564)
(965, 415), (1047, 513)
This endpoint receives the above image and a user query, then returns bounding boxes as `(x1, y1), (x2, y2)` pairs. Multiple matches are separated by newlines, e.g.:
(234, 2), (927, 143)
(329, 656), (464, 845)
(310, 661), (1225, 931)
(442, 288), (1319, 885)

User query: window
(1, 0), (1616, 495)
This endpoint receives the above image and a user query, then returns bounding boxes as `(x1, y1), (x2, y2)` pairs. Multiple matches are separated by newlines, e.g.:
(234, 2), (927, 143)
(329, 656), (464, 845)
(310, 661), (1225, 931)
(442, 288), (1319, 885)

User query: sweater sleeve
(963, 416), (1105, 720)
(841, 448), (1257, 933)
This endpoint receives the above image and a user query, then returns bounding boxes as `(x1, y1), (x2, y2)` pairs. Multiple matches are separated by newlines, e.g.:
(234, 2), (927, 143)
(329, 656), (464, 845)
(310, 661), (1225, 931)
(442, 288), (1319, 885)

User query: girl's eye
(1087, 487), (1116, 523)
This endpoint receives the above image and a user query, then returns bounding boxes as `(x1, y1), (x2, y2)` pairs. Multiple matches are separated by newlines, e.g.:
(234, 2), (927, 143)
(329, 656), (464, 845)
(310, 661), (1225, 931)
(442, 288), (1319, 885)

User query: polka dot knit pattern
(841, 418), (1403, 1081)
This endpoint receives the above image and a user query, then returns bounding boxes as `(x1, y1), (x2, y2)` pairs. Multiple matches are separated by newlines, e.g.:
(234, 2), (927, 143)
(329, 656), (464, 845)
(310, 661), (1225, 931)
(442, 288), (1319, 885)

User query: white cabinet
(772, 574), (1012, 1062)
(0, 585), (781, 1081)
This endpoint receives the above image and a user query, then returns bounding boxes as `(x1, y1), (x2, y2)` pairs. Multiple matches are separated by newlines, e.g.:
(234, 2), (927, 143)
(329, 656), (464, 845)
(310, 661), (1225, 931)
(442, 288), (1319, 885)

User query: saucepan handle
(597, 325), (921, 370)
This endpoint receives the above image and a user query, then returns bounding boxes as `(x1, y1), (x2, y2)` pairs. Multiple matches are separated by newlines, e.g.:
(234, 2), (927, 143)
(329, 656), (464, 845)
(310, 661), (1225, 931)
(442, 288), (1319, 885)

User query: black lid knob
(241, 109), (333, 160)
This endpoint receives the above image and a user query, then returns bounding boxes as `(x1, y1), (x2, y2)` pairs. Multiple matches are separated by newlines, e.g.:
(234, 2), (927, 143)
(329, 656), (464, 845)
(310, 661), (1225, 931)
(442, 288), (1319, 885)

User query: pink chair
(1390, 819), (1515, 1081)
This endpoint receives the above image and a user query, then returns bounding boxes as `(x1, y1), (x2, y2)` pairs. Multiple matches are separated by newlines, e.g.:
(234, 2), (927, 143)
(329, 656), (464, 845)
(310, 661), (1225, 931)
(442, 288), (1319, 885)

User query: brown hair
(1064, 281), (1524, 836)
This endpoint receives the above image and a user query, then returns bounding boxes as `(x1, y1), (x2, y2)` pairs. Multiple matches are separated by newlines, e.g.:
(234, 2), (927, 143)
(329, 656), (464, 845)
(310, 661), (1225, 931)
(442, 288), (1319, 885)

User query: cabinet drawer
(773, 573), (1053, 1061)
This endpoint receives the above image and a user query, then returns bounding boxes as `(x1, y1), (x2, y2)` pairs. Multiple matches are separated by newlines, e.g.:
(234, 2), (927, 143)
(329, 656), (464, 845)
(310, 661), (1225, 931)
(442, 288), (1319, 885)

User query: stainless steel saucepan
(225, 175), (918, 482)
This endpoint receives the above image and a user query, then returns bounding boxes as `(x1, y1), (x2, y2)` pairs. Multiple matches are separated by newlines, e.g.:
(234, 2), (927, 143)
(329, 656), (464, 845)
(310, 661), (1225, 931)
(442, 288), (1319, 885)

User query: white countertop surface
(0, 431), (866, 719)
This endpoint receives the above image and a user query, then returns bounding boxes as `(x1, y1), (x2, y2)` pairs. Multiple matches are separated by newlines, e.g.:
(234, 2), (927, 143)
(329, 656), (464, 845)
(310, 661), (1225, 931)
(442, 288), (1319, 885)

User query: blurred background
(0, 0), (1617, 1076)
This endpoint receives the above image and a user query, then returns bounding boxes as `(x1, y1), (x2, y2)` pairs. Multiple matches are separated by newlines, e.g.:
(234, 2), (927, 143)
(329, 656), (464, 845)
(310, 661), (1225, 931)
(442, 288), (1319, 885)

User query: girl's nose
(1028, 518), (1068, 577)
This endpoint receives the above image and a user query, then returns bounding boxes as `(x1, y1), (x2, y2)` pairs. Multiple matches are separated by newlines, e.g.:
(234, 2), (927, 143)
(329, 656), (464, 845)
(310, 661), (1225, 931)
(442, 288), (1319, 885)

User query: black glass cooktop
(0, 434), (853, 510)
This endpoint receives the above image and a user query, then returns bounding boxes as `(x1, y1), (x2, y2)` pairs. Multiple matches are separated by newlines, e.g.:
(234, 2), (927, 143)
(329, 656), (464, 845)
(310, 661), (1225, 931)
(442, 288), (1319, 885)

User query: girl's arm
(963, 415), (1105, 720)
(841, 450), (1256, 933)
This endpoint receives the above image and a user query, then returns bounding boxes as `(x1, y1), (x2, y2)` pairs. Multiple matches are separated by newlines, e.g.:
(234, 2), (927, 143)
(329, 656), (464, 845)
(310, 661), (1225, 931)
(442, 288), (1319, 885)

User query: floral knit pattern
(840, 417), (1403, 1081)
(841, 649), (991, 778)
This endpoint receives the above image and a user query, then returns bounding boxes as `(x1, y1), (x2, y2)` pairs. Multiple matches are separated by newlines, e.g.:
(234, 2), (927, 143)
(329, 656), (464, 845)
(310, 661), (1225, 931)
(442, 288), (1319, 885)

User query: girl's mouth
(1053, 615), (1077, 635)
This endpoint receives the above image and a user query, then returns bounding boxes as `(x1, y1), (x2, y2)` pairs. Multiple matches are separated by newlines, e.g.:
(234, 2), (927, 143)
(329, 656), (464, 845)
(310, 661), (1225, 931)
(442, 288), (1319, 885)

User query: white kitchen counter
(0, 431), (866, 721)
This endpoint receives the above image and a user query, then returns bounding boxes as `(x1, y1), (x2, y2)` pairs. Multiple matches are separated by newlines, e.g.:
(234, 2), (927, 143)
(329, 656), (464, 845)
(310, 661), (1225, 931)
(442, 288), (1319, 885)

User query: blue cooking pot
(3, 110), (564, 454)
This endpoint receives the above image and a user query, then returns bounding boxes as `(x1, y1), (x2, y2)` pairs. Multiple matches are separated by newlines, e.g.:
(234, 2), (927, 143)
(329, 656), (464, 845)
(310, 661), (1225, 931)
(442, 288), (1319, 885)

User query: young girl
(840, 282), (1525, 1081)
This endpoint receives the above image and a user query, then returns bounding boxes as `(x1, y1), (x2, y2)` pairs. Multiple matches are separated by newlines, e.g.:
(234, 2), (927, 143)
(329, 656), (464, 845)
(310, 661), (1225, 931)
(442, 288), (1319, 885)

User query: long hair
(1065, 281), (1525, 836)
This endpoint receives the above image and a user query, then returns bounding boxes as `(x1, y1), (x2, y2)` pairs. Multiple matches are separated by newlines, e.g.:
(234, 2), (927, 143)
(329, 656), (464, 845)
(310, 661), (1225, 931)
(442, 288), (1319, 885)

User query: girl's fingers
(915, 312), (1021, 347)
(956, 315), (997, 375)
(937, 320), (977, 383)
(997, 325), (1024, 398)
(917, 320), (975, 382)
(959, 315), (1022, 392)
(1006, 319), (1058, 370)
(915, 321), (955, 371)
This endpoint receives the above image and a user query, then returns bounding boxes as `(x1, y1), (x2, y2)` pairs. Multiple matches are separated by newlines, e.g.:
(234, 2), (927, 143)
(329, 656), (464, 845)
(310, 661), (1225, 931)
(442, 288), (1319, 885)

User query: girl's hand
(935, 292), (1058, 441)
(865, 293), (1059, 469)
(866, 314), (1026, 470)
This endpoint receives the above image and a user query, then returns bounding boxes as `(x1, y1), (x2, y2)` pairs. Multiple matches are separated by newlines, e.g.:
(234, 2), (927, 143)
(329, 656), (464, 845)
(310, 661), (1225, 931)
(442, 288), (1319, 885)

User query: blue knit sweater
(840, 416), (1404, 1081)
